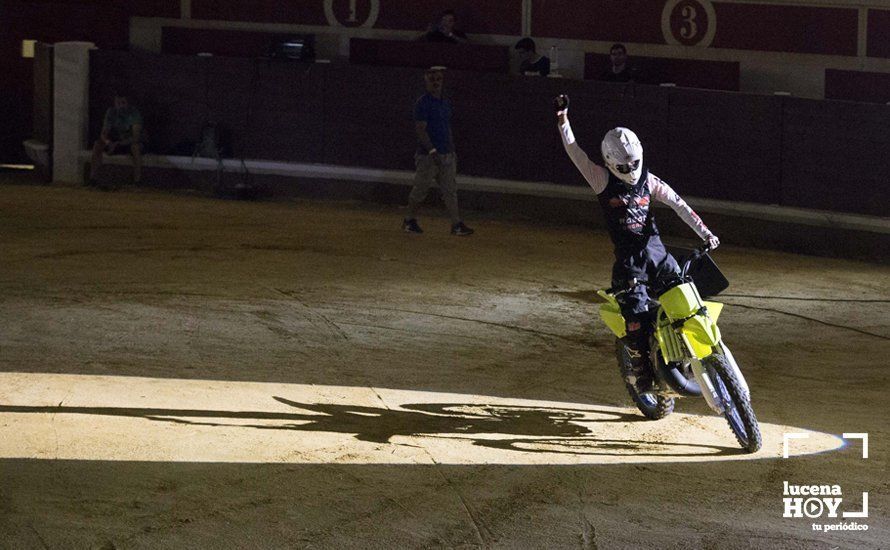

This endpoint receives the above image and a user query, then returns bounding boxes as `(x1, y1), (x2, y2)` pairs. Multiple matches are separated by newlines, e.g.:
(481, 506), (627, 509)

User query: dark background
(4, 0), (890, 217)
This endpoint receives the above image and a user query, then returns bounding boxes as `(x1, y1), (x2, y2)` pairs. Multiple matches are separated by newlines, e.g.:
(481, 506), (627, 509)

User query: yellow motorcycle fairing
(597, 287), (725, 358)
(596, 289), (626, 338)
(680, 313), (722, 359)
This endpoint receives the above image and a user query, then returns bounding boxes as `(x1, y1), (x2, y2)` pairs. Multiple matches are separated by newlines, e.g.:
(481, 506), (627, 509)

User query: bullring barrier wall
(89, 50), (888, 217)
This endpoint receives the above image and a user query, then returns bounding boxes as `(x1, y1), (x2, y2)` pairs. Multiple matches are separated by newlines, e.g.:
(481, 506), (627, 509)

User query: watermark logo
(782, 432), (869, 533)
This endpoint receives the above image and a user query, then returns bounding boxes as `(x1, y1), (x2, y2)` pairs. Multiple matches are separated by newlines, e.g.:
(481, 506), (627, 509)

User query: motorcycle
(597, 244), (762, 453)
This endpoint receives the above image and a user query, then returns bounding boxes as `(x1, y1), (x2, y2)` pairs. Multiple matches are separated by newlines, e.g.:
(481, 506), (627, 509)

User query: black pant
(612, 236), (679, 355)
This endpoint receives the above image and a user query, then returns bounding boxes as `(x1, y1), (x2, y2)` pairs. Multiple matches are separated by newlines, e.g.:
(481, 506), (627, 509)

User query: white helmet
(601, 127), (643, 186)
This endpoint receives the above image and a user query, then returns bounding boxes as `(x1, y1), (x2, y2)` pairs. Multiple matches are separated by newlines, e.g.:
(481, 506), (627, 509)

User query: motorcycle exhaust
(654, 359), (703, 397)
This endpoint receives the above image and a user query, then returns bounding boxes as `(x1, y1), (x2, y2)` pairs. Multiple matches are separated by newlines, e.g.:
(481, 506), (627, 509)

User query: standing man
(89, 91), (143, 188)
(554, 94), (719, 392)
(403, 67), (474, 236)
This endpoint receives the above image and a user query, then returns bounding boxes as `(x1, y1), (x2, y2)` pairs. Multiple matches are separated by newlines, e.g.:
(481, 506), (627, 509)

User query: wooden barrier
(825, 69), (890, 104)
(162, 27), (279, 58)
(349, 38), (509, 73)
(584, 53), (740, 92)
(781, 98), (890, 216)
(89, 50), (888, 216)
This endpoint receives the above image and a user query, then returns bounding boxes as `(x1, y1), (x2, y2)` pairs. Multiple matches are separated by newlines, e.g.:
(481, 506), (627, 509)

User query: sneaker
(450, 221), (474, 236)
(402, 218), (423, 234)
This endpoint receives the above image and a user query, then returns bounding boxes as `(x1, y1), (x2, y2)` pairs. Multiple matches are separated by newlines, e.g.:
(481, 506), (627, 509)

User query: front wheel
(704, 354), (762, 453)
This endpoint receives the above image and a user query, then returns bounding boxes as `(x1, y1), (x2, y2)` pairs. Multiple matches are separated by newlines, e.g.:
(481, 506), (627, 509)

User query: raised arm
(650, 175), (720, 248)
(554, 95), (608, 194)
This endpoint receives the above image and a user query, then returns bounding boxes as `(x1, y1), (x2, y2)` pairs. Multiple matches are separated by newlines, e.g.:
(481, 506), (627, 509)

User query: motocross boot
(620, 330), (656, 394)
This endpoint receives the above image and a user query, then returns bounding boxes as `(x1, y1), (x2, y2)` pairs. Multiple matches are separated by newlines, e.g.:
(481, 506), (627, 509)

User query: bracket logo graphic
(781, 432), (869, 532)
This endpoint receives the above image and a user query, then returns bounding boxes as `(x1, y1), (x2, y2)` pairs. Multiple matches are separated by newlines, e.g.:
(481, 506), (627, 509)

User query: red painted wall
(191, 0), (328, 25)
(531, 0), (858, 56)
(530, 0), (665, 44)
(192, 0), (522, 35)
(373, 0), (522, 35)
(711, 3), (857, 56)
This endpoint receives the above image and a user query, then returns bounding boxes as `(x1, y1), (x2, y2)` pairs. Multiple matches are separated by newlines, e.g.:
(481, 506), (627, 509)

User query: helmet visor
(616, 160), (641, 174)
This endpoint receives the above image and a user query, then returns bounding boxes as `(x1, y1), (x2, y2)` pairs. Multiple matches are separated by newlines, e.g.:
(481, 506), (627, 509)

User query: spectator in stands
(402, 67), (474, 236)
(515, 38), (550, 77)
(600, 43), (639, 83)
(421, 9), (469, 43)
(89, 91), (143, 189)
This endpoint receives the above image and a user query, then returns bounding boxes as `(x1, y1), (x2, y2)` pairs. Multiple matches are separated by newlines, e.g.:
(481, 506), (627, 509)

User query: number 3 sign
(661, 0), (716, 47)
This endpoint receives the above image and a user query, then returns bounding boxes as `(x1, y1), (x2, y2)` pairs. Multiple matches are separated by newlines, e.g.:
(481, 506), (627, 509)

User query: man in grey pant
(403, 66), (474, 236)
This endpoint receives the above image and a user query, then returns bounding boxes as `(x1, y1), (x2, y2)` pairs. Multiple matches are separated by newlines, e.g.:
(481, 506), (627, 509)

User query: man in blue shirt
(403, 67), (473, 236)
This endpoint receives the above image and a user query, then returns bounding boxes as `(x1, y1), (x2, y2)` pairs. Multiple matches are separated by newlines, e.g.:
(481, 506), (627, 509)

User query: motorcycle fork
(690, 357), (724, 414)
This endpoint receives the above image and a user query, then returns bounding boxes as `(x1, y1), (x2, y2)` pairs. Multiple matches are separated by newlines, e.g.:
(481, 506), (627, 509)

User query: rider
(554, 94), (720, 392)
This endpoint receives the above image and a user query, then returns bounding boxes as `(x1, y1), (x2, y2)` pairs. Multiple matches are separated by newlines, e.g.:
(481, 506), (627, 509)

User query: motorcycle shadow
(0, 399), (743, 458)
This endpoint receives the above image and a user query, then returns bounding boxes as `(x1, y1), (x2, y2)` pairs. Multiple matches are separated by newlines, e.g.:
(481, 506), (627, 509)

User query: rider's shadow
(0, 399), (743, 457)
(150, 397), (634, 444)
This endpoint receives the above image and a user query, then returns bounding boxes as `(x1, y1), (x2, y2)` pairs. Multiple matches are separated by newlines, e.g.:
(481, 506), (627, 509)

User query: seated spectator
(515, 37), (550, 77)
(89, 91), (143, 188)
(421, 9), (469, 43)
(600, 43), (640, 83)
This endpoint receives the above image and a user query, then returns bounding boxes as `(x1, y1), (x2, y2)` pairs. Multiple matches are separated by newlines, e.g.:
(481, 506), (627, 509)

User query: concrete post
(52, 41), (95, 184)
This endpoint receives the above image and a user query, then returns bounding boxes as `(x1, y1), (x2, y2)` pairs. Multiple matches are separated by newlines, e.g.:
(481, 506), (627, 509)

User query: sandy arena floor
(0, 180), (887, 549)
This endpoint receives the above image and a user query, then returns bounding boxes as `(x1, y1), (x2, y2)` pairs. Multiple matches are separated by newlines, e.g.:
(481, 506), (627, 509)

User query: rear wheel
(615, 340), (674, 420)
(704, 354), (762, 453)
(624, 383), (675, 420)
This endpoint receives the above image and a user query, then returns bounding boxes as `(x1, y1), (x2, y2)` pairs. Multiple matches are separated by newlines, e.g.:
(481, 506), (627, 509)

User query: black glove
(553, 94), (569, 113)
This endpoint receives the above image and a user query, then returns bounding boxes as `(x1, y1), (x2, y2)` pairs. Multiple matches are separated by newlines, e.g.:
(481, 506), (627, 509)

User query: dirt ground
(0, 176), (887, 549)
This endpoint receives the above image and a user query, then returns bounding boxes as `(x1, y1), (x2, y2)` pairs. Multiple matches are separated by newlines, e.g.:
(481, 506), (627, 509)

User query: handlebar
(604, 241), (712, 296)
(679, 242), (712, 277)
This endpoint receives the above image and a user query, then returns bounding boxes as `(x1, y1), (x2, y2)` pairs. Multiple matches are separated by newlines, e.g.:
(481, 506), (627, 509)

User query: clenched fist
(553, 94), (569, 113)
(705, 234), (720, 251)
